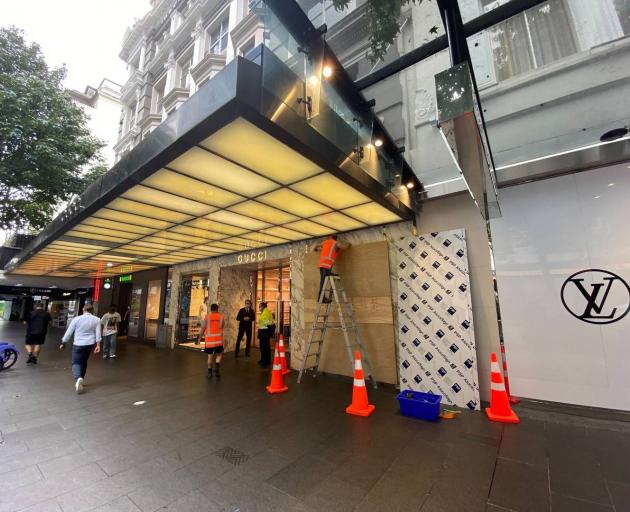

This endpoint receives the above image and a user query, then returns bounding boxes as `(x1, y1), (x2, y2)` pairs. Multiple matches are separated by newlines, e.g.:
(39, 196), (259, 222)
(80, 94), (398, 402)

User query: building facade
(113, 0), (264, 160)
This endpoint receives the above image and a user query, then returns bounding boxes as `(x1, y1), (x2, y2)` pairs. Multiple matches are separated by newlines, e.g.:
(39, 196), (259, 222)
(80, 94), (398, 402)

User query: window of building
(209, 17), (229, 54)
(239, 37), (256, 57)
(482, 0), (578, 82)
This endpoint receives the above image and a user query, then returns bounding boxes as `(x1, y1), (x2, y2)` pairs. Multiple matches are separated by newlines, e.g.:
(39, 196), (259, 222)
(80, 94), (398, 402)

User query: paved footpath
(1, 320), (629, 511)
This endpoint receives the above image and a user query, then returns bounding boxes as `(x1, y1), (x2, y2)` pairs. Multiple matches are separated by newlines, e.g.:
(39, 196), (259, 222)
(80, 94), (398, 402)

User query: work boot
(26, 353), (34, 364)
(215, 363), (221, 379)
(207, 368), (213, 379)
(32, 356), (38, 365)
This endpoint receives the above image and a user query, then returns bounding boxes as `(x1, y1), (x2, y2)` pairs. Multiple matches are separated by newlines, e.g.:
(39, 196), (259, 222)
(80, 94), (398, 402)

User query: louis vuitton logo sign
(561, 269), (630, 324)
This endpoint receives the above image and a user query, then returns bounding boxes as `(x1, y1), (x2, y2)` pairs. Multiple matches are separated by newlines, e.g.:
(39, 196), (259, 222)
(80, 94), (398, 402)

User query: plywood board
(303, 240), (396, 384)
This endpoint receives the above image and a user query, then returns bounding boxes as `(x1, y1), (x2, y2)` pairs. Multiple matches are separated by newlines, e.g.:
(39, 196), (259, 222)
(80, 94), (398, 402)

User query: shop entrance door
(118, 282), (132, 336)
(255, 263), (291, 349)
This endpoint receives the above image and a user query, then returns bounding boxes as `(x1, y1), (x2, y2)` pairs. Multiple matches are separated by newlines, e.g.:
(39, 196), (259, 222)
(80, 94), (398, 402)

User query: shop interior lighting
(406, 181), (415, 189)
(373, 138), (383, 147)
(8, 117), (405, 277)
(322, 65), (333, 78)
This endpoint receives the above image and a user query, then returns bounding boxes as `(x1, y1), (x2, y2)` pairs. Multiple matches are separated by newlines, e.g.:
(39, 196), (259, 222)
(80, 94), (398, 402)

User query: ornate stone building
(114, 0), (262, 160)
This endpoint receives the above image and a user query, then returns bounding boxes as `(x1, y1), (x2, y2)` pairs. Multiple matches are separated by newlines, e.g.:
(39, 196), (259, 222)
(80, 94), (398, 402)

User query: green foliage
(332, 0), (437, 64)
(0, 27), (105, 232)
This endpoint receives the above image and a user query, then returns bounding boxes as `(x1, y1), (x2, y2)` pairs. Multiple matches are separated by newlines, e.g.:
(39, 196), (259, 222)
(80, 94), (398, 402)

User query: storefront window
(176, 274), (209, 346)
(128, 285), (143, 337)
(144, 280), (162, 340)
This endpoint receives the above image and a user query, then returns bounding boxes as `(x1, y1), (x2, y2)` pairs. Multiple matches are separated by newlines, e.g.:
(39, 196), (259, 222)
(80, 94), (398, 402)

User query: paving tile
(158, 489), (222, 511)
(550, 473), (611, 506)
(91, 496), (142, 512)
(551, 493), (613, 512)
(489, 458), (549, 512)
(606, 480), (630, 512)
(302, 475), (367, 512)
(0, 464), (43, 490)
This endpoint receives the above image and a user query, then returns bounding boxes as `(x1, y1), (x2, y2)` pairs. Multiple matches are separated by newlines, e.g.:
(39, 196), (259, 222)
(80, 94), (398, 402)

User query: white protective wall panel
(396, 229), (480, 409)
(491, 163), (630, 410)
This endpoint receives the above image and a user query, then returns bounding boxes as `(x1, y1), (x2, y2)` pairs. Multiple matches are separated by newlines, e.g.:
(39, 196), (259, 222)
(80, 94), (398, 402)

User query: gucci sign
(237, 250), (268, 265)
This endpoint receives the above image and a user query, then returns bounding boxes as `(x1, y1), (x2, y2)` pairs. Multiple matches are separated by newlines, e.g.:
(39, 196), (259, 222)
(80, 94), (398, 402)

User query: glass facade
(128, 285), (143, 337)
(144, 280), (162, 340)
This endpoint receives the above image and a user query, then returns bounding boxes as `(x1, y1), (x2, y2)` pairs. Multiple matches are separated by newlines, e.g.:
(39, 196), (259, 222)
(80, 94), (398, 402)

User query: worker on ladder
(315, 235), (351, 303)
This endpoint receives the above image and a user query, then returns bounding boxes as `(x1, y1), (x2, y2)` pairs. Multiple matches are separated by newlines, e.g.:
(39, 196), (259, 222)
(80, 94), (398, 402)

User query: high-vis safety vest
(318, 239), (338, 269)
(204, 313), (224, 348)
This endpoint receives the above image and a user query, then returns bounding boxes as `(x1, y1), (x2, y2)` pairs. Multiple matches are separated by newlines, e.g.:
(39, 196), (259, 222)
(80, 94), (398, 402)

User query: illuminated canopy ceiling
(6, 55), (412, 278)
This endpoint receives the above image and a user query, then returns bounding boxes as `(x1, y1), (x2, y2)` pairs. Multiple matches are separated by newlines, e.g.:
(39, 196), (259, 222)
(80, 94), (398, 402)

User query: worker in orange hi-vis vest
(314, 235), (351, 303)
(198, 303), (224, 379)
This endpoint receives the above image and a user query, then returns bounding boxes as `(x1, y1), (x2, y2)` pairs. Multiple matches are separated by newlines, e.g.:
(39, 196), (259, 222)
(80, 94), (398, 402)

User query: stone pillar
(191, 18), (206, 67)
(139, 39), (148, 71)
(170, 11), (183, 35)
(164, 50), (177, 94)
(136, 73), (154, 125)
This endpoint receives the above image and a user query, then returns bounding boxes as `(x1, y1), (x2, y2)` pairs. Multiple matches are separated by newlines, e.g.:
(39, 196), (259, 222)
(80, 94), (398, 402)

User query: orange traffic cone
(266, 346), (288, 394)
(500, 344), (520, 404)
(346, 351), (375, 417)
(485, 352), (519, 423)
(278, 335), (291, 375)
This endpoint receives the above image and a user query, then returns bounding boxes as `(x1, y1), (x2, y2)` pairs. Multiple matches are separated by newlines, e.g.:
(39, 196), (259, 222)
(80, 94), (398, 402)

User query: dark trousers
(318, 267), (332, 301)
(258, 329), (272, 365)
(71, 344), (94, 380)
(235, 324), (252, 355)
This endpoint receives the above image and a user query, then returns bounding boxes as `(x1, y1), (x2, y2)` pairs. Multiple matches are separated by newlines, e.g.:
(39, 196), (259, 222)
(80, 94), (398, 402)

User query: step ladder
(297, 274), (377, 389)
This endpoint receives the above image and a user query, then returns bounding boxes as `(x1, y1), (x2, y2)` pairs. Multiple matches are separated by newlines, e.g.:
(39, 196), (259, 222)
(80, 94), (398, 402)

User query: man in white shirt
(60, 303), (101, 394)
(100, 305), (121, 359)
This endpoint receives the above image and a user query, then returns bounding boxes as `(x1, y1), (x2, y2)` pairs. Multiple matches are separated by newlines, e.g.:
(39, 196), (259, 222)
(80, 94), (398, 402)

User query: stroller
(0, 342), (19, 370)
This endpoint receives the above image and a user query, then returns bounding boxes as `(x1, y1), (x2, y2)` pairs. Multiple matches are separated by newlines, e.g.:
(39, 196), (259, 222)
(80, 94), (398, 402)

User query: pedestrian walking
(257, 302), (275, 367)
(100, 305), (121, 359)
(59, 304), (101, 394)
(198, 303), (224, 379)
(23, 302), (52, 365)
(314, 235), (350, 302)
(234, 299), (254, 357)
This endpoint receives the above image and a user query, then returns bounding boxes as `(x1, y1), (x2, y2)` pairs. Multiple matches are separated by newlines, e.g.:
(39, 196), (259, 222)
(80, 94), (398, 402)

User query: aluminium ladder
(297, 274), (377, 389)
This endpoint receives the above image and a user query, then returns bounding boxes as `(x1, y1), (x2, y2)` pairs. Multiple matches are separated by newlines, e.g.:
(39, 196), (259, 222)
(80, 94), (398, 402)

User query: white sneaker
(109, 354), (117, 359)
(102, 354), (108, 359)
(75, 377), (84, 394)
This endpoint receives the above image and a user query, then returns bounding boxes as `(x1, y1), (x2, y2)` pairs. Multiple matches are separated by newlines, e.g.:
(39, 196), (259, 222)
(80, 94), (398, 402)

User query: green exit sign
(119, 274), (133, 282)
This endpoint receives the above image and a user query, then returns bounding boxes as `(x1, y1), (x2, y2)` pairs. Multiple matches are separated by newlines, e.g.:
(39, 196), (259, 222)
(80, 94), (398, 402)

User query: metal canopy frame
(6, 56), (413, 274)
(262, 0), (419, 191)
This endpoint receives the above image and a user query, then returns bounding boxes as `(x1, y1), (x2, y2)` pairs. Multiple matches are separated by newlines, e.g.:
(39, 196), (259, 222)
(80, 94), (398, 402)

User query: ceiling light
(374, 138), (383, 147)
(406, 181), (415, 189)
(608, 183), (615, 187)
(309, 75), (318, 85)
(106, 262), (113, 267)
(16, 283), (23, 286)
(594, 195), (601, 199)
(322, 65), (333, 78)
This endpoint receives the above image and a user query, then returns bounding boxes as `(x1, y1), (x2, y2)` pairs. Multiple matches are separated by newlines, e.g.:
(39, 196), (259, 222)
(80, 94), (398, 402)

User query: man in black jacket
(235, 299), (255, 357)
(23, 302), (52, 365)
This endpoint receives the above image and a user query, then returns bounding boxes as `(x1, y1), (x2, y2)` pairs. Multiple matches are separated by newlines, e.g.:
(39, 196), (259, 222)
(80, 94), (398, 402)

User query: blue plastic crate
(397, 390), (442, 421)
